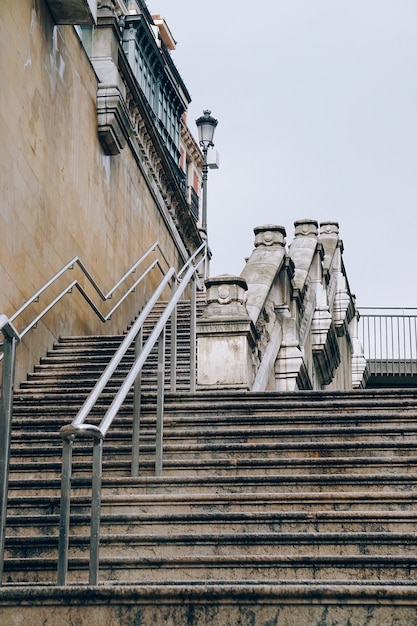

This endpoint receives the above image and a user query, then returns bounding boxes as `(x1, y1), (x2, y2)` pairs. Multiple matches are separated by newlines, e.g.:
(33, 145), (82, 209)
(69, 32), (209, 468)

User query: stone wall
(0, 1), (200, 383)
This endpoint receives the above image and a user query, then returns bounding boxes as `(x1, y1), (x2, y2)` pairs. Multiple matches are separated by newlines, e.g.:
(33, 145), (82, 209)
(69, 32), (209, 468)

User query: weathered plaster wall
(0, 1), (181, 382)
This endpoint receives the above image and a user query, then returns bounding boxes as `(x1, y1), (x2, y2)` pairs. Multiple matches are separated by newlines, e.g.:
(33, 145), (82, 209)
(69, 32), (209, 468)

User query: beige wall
(0, 1), (195, 383)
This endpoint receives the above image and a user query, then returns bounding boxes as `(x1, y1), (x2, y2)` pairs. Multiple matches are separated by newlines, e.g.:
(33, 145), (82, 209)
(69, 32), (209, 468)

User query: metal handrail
(358, 308), (417, 376)
(0, 316), (20, 587)
(57, 242), (206, 586)
(0, 240), (178, 585)
(3, 241), (169, 339)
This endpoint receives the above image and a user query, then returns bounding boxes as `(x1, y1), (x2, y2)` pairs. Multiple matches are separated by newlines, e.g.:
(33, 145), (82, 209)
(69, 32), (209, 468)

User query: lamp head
(195, 110), (218, 148)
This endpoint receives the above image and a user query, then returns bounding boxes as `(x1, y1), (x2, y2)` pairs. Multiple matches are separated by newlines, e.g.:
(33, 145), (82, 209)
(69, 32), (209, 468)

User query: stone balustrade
(197, 220), (367, 391)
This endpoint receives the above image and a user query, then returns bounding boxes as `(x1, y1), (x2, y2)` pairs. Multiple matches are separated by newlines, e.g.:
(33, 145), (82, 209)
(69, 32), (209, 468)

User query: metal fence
(358, 308), (417, 376)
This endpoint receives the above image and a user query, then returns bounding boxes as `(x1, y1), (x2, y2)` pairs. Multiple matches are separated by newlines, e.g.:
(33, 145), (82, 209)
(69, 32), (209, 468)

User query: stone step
(6, 472), (417, 497)
(5, 553), (417, 585)
(1, 583), (417, 626)
(31, 360), (189, 377)
(6, 509), (417, 536)
(8, 455), (417, 480)
(7, 491), (417, 516)
(5, 530), (417, 561)
(41, 339), (191, 357)
(8, 414), (417, 438)
(10, 439), (417, 459)
(4, 320), (417, 596)
(22, 364), (192, 382)
(17, 378), (191, 395)
(11, 387), (417, 411)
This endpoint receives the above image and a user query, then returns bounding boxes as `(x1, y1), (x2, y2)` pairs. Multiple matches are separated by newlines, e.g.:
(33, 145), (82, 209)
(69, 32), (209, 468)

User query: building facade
(0, 0), (204, 383)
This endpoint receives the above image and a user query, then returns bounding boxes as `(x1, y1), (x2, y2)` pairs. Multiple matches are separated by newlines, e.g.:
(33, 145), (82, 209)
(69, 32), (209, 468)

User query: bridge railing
(358, 308), (417, 376)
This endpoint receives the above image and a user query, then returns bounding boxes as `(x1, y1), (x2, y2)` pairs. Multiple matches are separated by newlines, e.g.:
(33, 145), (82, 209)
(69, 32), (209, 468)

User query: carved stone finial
(320, 221), (339, 236)
(294, 219), (318, 237)
(203, 275), (248, 319)
(253, 225), (286, 248)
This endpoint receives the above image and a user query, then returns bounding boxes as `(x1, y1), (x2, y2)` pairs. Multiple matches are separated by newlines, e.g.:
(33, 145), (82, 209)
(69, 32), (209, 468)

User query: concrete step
(9, 414), (417, 444)
(4, 321), (417, 595)
(6, 472), (417, 498)
(5, 553), (417, 585)
(6, 509), (417, 536)
(1, 583), (417, 626)
(21, 372), (190, 387)
(38, 343), (190, 361)
(7, 491), (417, 517)
(8, 455), (417, 480)
(5, 530), (417, 561)
(9, 421), (417, 446)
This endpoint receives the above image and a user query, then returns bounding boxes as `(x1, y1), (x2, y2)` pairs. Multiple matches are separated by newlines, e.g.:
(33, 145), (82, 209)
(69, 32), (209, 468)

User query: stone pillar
(197, 276), (257, 390)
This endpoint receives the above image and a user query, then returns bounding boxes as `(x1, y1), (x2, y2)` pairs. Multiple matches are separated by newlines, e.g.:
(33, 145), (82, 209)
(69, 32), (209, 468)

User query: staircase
(2, 302), (417, 625)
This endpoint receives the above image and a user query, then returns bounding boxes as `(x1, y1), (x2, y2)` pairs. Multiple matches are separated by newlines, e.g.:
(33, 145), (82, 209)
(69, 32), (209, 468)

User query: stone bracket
(97, 84), (132, 155)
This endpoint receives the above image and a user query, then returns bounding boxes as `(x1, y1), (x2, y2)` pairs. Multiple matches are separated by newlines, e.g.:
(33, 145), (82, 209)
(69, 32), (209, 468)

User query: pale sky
(148, 0), (417, 307)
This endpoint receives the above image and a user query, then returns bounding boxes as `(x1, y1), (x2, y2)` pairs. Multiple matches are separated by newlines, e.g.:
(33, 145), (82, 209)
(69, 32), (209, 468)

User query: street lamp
(195, 110), (218, 234)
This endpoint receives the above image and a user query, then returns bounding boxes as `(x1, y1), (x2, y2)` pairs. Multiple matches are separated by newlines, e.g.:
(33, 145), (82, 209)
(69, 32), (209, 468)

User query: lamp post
(195, 110), (218, 235)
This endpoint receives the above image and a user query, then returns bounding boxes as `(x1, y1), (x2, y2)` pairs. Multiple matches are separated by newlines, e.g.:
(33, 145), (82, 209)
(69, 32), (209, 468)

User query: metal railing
(358, 308), (417, 377)
(0, 241), (171, 344)
(0, 240), (205, 585)
(0, 316), (19, 588)
(57, 243), (206, 585)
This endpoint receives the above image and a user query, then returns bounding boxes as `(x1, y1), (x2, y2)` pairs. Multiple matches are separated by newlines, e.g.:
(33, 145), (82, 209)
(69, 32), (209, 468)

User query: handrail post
(57, 437), (73, 585)
(189, 275), (197, 393)
(131, 328), (143, 477)
(204, 242), (209, 281)
(0, 332), (17, 585)
(155, 329), (165, 476)
(89, 436), (103, 586)
(170, 281), (177, 393)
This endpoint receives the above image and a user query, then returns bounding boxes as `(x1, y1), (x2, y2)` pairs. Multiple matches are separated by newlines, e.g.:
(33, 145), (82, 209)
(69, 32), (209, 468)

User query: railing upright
(189, 275), (197, 393)
(89, 435), (103, 585)
(169, 281), (177, 393)
(131, 328), (143, 477)
(57, 436), (72, 586)
(155, 329), (166, 477)
(0, 319), (19, 585)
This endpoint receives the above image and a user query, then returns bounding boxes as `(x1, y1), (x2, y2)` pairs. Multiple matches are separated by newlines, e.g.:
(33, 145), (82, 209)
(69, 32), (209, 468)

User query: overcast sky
(148, 0), (417, 307)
